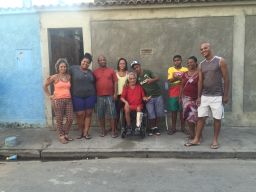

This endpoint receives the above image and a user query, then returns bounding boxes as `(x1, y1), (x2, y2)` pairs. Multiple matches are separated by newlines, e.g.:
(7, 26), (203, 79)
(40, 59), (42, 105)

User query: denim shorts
(72, 95), (97, 112)
(96, 96), (116, 119)
(146, 95), (164, 119)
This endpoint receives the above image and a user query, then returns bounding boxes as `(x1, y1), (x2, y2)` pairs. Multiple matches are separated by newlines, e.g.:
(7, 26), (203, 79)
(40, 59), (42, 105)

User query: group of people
(44, 42), (229, 149)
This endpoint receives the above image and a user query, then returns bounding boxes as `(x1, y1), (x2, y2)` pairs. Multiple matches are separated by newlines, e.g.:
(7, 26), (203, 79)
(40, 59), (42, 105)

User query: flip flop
(76, 133), (84, 139)
(111, 133), (118, 138)
(210, 144), (219, 149)
(84, 135), (92, 140)
(65, 137), (73, 141)
(184, 142), (200, 147)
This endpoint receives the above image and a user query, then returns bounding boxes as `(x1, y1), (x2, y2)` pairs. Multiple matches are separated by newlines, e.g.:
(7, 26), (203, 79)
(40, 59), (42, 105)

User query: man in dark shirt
(185, 42), (229, 149)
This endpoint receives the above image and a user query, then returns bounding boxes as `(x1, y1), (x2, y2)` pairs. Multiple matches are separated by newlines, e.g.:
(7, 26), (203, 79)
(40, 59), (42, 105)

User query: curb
(2, 149), (256, 161)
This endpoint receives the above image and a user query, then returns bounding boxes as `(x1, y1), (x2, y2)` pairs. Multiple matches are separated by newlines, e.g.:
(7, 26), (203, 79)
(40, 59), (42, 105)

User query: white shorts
(197, 95), (224, 120)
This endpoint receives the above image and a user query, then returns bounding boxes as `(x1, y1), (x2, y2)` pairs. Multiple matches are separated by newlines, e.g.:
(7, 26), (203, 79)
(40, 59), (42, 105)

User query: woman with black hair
(69, 53), (96, 140)
(115, 58), (128, 128)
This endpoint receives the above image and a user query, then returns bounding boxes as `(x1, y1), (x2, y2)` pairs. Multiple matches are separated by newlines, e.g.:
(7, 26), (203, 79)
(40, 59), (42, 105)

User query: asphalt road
(0, 158), (256, 192)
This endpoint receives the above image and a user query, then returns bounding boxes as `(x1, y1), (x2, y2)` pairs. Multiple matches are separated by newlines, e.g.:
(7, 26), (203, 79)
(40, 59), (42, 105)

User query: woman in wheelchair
(120, 72), (148, 136)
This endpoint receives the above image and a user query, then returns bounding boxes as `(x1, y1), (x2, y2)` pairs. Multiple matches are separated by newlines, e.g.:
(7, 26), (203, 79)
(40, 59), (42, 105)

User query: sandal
(64, 135), (73, 141)
(210, 144), (219, 149)
(84, 135), (92, 140)
(111, 133), (118, 138)
(76, 133), (84, 139)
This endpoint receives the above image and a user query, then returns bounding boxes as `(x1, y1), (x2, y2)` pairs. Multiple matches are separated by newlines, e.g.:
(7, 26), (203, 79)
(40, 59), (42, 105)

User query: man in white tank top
(185, 42), (229, 149)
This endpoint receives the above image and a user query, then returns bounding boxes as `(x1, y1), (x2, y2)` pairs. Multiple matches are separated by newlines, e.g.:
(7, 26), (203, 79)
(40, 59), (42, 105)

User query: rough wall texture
(91, 16), (233, 110)
(0, 14), (45, 126)
(244, 15), (256, 112)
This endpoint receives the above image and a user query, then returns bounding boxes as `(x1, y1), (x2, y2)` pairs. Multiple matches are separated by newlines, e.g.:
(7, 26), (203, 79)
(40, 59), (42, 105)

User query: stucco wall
(91, 17), (233, 111)
(0, 14), (45, 126)
(244, 15), (256, 112)
(38, 3), (256, 127)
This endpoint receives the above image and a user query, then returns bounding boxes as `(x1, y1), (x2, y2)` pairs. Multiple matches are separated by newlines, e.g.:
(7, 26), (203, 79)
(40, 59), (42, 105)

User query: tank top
(116, 71), (128, 95)
(54, 80), (71, 99)
(200, 56), (223, 96)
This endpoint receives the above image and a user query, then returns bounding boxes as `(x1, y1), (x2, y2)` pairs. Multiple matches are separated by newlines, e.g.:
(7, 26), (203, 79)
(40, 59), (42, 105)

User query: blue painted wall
(0, 13), (45, 126)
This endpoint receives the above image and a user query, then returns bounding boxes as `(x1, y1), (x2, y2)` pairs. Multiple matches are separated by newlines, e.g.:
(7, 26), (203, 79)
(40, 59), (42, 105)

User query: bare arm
(196, 68), (203, 106)
(43, 75), (56, 99)
(220, 58), (229, 104)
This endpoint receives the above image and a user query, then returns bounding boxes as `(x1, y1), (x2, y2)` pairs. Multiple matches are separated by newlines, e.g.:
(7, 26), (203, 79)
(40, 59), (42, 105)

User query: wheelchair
(119, 109), (147, 139)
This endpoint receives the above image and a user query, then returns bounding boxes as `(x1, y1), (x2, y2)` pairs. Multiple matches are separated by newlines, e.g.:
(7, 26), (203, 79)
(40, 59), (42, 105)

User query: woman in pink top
(44, 58), (73, 144)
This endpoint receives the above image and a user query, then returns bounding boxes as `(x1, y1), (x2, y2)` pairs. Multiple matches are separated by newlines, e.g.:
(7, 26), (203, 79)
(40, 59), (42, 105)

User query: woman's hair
(188, 56), (198, 63)
(188, 56), (198, 67)
(55, 58), (69, 73)
(82, 52), (93, 63)
(117, 57), (128, 71)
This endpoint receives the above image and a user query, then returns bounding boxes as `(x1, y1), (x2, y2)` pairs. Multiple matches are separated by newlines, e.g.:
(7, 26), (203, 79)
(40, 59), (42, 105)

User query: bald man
(185, 43), (229, 149)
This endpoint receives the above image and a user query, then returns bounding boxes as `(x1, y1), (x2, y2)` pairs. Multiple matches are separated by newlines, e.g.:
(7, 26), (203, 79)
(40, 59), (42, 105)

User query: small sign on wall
(140, 48), (153, 56)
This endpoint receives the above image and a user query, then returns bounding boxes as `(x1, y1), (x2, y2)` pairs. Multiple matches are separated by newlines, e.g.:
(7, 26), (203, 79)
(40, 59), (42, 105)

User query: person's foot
(84, 135), (92, 139)
(126, 126), (132, 135)
(76, 133), (84, 139)
(153, 127), (161, 136)
(184, 142), (200, 147)
(99, 129), (106, 137)
(167, 129), (176, 135)
(210, 142), (219, 149)
(148, 128), (154, 136)
(64, 135), (73, 141)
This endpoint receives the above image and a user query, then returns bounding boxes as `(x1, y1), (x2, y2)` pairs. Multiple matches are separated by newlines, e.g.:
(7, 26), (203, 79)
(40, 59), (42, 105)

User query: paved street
(0, 158), (256, 192)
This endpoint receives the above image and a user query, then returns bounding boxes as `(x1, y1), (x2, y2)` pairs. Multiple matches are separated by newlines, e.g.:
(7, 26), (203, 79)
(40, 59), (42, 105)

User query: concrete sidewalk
(1, 126), (256, 160)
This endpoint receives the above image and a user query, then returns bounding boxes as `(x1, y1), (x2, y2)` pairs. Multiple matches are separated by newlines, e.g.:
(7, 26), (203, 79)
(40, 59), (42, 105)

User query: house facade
(0, 0), (256, 127)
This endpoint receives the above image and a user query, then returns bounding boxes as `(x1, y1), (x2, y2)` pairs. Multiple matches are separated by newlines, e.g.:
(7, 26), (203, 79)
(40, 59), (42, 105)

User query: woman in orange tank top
(43, 58), (73, 144)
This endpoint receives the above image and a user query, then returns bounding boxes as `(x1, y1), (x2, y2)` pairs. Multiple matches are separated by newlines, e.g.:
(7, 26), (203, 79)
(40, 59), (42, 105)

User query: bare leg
(110, 118), (117, 137)
(124, 108), (131, 127)
(190, 117), (206, 144)
(99, 119), (105, 137)
(180, 111), (185, 132)
(187, 121), (195, 139)
(212, 118), (221, 146)
(76, 111), (85, 139)
(171, 111), (177, 131)
(83, 109), (93, 137)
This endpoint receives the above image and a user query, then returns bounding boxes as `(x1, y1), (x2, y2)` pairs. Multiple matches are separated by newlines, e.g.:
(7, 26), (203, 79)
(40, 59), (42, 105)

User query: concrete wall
(0, 13), (45, 126)
(38, 3), (256, 127)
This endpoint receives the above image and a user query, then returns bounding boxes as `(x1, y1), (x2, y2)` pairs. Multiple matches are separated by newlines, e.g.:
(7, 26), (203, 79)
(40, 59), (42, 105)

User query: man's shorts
(146, 95), (165, 119)
(198, 95), (224, 120)
(167, 97), (182, 112)
(96, 96), (116, 119)
(72, 95), (97, 112)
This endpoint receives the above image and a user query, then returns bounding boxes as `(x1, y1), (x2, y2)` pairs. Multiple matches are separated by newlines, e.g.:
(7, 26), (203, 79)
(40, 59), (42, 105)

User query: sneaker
(126, 126), (132, 135)
(135, 126), (140, 133)
(148, 128), (153, 136)
(154, 127), (161, 136)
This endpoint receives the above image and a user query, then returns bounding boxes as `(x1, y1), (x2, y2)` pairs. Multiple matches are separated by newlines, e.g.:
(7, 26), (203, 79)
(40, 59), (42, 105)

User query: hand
(49, 95), (55, 100)
(146, 78), (153, 84)
(143, 96), (152, 102)
(196, 97), (201, 106)
(222, 95), (229, 104)
(124, 103), (130, 111)
(113, 94), (117, 101)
